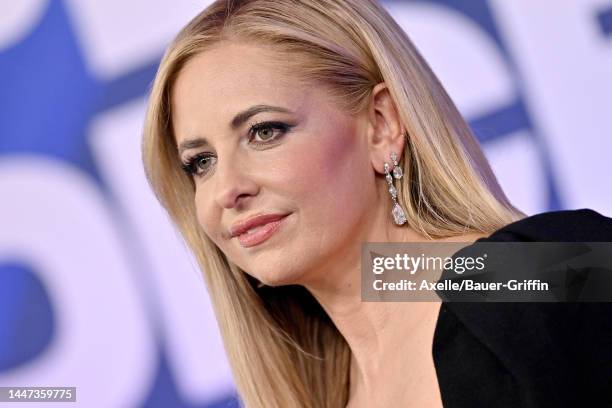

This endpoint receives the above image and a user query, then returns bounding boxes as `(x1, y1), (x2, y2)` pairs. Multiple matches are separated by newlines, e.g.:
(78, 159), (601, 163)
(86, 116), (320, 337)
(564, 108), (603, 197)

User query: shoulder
(434, 208), (612, 405)
(435, 301), (612, 406)
(479, 208), (612, 242)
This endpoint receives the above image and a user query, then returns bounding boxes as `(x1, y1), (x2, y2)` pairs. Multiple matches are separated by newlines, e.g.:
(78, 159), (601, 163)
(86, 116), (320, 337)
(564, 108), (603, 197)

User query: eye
(248, 121), (291, 145)
(254, 127), (275, 141)
(181, 153), (216, 178)
(180, 121), (292, 179)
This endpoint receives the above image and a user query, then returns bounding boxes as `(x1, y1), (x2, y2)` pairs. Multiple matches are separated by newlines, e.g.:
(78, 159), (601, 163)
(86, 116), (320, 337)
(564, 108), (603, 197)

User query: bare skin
(344, 233), (487, 408)
(318, 232), (487, 408)
(171, 41), (490, 407)
(346, 302), (443, 408)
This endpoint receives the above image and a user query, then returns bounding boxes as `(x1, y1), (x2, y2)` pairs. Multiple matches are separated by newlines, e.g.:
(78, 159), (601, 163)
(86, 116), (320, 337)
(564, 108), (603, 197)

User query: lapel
(433, 301), (577, 407)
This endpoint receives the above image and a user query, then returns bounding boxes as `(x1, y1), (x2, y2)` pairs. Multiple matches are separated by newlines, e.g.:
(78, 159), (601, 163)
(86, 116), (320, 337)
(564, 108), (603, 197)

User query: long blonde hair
(142, 0), (525, 406)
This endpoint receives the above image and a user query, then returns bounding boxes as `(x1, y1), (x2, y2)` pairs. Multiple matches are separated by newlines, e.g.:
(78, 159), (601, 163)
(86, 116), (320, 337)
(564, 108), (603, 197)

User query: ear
(365, 82), (407, 174)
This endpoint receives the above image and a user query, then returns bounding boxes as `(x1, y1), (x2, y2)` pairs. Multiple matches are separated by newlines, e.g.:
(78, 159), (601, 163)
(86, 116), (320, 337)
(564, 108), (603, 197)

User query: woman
(141, 0), (612, 406)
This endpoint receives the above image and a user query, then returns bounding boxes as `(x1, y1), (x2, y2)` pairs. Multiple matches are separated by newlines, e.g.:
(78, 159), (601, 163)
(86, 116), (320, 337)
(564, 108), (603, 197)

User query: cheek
(193, 188), (219, 241)
(286, 124), (370, 225)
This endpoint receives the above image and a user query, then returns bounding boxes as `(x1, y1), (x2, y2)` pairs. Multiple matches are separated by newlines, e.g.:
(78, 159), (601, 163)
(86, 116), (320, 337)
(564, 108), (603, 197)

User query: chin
(251, 264), (306, 288)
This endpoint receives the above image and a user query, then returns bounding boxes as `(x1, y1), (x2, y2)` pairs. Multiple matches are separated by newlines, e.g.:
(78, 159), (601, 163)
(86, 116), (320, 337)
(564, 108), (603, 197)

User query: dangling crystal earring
(384, 151), (407, 225)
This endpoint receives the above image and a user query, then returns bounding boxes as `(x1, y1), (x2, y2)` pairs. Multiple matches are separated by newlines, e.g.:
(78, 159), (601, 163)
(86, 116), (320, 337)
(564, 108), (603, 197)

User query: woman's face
(172, 41), (381, 286)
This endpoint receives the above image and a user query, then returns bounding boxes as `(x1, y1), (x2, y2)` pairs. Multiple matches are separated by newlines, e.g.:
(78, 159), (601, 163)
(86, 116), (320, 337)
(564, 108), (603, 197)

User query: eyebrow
(177, 104), (292, 155)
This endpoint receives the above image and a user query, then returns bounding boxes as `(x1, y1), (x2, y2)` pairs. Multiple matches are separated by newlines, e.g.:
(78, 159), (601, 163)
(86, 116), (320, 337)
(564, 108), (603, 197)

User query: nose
(213, 154), (259, 210)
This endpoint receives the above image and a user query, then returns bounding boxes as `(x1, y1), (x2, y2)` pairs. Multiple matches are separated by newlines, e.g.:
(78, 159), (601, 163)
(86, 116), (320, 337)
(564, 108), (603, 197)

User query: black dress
(432, 209), (612, 407)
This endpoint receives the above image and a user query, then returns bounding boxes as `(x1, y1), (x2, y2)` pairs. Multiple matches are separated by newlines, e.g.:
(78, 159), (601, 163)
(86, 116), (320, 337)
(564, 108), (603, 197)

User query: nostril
(233, 193), (254, 211)
(212, 158), (260, 209)
(216, 187), (254, 210)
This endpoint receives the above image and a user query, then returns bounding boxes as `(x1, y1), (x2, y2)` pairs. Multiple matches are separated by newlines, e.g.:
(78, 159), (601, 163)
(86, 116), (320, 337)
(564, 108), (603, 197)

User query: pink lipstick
(230, 213), (290, 248)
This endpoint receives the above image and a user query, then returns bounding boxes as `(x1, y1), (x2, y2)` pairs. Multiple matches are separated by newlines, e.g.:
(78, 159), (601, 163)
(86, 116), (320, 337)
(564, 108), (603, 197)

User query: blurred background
(1, 0), (611, 407)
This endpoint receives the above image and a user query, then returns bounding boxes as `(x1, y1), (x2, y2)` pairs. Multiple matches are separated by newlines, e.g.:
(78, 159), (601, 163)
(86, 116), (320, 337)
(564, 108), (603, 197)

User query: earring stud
(384, 151), (407, 225)
(391, 151), (403, 179)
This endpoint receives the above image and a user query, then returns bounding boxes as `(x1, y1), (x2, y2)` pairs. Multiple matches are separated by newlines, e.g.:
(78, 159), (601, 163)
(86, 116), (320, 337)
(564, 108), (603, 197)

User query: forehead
(171, 42), (308, 142)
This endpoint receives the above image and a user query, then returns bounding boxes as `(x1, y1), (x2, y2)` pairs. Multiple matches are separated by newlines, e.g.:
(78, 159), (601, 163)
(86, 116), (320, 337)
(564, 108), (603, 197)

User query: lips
(229, 213), (290, 239)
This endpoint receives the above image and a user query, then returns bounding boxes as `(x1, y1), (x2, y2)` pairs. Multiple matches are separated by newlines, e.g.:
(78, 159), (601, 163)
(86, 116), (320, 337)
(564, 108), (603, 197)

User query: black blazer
(432, 209), (612, 407)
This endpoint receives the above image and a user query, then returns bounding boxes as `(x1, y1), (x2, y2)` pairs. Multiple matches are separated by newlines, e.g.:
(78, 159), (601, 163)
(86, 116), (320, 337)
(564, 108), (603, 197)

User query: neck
(298, 209), (486, 400)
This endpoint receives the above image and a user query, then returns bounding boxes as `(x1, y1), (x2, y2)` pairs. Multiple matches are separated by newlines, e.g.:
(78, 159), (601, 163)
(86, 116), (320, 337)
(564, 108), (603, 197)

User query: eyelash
(181, 120), (291, 178)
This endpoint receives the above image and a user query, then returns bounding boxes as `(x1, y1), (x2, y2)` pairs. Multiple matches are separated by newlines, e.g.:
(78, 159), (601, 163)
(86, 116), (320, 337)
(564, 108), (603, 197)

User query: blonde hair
(141, 0), (525, 406)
